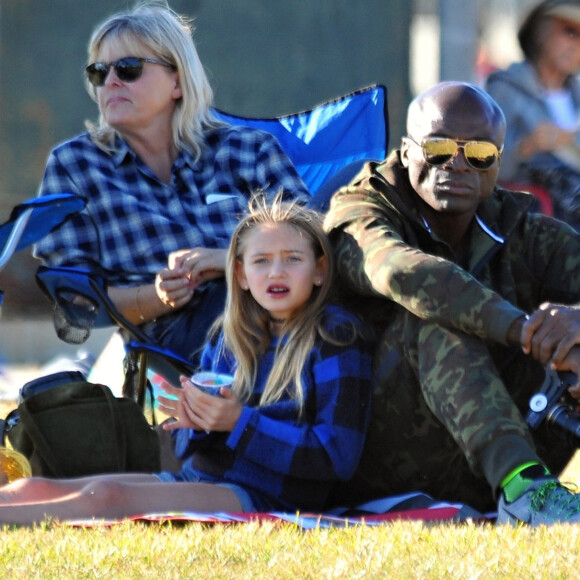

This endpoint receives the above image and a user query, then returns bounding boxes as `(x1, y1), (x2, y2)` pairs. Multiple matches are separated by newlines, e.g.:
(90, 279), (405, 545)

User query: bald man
(325, 81), (580, 525)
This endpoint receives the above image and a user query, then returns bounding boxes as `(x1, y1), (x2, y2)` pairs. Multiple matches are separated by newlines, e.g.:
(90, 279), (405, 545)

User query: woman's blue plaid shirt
(34, 125), (309, 285)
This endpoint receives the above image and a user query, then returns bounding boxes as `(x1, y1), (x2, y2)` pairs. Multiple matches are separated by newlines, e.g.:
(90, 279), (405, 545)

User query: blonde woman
(34, 1), (309, 364)
(0, 195), (372, 524)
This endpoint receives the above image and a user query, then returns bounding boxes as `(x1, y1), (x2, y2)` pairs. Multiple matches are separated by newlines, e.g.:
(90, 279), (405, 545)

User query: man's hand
(521, 302), (580, 367)
(544, 346), (580, 402)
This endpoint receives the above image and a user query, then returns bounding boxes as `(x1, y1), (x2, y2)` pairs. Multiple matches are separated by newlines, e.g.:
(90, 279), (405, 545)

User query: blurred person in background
(486, 0), (580, 229)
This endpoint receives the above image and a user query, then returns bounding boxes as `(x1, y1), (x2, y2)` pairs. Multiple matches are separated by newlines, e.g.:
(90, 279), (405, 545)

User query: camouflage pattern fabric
(324, 152), (580, 512)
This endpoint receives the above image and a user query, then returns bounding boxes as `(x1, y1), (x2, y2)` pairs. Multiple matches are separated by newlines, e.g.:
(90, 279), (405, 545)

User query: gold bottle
(0, 447), (31, 484)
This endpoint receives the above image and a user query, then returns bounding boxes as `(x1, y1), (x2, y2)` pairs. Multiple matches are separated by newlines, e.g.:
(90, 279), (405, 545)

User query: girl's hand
(158, 377), (243, 432)
(158, 380), (204, 430)
(178, 376), (243, 432)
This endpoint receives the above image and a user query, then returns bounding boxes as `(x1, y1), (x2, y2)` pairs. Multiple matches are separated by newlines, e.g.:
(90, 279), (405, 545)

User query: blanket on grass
(65, 492), (495, 528)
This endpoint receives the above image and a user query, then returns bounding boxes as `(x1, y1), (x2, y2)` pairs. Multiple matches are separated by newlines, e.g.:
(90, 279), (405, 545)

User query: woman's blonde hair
(85, 1), (222, 159)
(220, 193), (343, 413)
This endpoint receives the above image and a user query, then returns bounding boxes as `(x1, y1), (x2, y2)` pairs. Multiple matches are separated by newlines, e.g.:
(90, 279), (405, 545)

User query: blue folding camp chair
(214, 84), (388, 201)
(35, 85), (389, 405)
(0, 193), (86, 305)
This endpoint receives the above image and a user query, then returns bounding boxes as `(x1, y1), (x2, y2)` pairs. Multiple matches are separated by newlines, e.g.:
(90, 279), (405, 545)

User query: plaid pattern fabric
(168, 305), (374, 512)
(34, 126), (309, 285)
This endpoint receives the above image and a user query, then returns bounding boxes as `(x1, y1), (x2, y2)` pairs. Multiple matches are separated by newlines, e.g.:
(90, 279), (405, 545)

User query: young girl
(0, 195), (373, 524)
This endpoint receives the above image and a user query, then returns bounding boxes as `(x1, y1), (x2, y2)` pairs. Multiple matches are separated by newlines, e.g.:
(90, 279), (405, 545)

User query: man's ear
(400, 137), (411, 169)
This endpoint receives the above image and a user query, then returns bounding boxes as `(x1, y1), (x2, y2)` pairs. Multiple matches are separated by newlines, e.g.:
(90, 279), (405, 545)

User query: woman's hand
(155, 247), (227, 309)
(155, 263), (195, 310)
(171, 247), (227, 286)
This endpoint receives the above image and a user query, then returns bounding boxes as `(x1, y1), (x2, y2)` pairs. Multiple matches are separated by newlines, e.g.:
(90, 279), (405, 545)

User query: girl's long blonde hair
(220, 194), (342, 413)
(85, 1), (222, 158)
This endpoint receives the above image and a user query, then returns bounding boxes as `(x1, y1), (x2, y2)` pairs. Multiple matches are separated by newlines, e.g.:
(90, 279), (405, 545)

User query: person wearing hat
(486, 0), (580, 229)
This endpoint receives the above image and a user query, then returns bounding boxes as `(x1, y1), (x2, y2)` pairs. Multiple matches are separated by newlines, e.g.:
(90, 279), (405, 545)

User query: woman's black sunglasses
(85, 56), (175, 87)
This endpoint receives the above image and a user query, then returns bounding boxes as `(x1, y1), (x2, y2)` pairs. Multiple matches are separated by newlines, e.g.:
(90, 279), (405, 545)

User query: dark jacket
(324, 152), (580, 344)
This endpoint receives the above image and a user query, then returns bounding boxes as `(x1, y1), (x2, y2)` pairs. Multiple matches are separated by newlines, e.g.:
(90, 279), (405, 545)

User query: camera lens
(547, 404), (580, 448)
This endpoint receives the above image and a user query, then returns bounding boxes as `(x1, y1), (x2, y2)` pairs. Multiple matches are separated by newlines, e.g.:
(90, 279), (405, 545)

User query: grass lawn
(1, 404), (580, 578)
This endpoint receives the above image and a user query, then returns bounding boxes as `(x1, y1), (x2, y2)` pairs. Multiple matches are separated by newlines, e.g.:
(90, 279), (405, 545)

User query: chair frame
(36, 265), (196, 407)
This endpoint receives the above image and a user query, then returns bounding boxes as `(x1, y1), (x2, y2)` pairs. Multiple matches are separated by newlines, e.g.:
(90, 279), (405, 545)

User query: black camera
(526, 368), (580, 448)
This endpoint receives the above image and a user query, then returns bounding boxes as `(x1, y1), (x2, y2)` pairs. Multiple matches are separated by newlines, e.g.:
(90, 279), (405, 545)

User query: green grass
(2, 519), (580, 579)
(2, 404), (580, 578)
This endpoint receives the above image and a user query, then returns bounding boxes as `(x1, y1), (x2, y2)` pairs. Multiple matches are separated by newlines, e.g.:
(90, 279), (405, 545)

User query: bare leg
(0, 473), (159, 504)
(0, 477), (243, 526)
